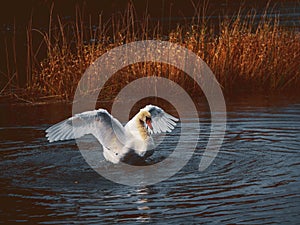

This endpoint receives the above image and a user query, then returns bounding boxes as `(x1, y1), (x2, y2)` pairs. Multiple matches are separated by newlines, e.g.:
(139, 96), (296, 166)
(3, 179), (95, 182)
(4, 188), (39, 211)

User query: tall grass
(1, 2), (300, 102)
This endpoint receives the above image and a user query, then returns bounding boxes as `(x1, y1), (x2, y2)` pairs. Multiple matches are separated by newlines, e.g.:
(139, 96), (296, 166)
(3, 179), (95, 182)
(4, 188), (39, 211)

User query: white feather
(45, 105), (179, 164)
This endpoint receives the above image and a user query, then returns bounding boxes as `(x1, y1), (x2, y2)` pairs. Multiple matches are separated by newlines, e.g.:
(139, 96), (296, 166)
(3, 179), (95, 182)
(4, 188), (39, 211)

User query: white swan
(45, 105), (178, 164)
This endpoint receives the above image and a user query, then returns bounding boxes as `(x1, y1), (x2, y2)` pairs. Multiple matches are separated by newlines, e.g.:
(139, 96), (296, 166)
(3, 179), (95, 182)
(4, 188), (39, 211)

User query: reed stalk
(1, 2), (299, 102)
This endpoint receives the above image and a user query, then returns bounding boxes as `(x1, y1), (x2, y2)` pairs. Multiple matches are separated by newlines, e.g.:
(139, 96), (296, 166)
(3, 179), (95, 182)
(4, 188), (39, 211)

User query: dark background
(0, 0), (299, 89)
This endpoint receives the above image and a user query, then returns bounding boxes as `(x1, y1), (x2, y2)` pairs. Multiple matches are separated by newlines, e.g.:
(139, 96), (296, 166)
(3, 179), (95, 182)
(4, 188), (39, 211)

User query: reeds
(1, 2), (299, 102)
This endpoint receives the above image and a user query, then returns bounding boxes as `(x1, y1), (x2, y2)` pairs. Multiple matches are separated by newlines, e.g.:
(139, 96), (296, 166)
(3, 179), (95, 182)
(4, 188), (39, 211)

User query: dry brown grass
(1, 2), (300, 102)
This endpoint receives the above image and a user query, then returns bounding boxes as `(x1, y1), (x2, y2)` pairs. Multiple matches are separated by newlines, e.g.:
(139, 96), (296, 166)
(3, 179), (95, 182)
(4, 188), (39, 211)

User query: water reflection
(0, 99), (300, 223)
(135, 187), (151, 222)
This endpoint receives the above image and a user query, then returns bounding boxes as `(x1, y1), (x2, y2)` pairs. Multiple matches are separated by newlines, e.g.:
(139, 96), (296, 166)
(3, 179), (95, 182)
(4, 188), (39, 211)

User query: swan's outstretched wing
(45, 109), (126, 150)
(143, 105), (179, 134)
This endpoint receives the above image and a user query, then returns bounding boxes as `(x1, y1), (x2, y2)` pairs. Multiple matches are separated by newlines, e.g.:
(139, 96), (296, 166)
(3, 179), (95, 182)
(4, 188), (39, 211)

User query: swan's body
(45, 105), (178, 164)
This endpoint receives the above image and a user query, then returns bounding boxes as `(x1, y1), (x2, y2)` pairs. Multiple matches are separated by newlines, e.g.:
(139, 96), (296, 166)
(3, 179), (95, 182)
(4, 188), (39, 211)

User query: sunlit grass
(2, 2), (300, 102)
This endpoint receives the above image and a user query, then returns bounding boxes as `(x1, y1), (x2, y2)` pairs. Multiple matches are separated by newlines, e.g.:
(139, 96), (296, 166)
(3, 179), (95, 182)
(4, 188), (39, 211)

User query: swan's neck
(136, 117), (149, 141)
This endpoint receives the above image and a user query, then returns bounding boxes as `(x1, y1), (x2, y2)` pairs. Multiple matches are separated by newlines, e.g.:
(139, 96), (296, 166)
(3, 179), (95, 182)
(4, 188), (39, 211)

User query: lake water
(1, 96), (300, 224)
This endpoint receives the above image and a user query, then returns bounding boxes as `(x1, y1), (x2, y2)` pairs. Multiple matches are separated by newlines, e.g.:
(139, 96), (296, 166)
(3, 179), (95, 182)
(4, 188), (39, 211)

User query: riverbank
(0, 2), (299, 104)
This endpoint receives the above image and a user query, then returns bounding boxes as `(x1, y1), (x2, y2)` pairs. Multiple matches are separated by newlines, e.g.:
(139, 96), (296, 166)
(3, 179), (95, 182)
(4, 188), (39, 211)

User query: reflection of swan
(135, 187), (151, 222)
(46, 105), (178, 164)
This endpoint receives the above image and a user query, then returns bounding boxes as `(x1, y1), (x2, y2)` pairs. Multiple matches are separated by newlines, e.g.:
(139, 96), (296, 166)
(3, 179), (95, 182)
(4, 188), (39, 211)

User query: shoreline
(1, 2), (299, 105)
(1, 89), (299, 107)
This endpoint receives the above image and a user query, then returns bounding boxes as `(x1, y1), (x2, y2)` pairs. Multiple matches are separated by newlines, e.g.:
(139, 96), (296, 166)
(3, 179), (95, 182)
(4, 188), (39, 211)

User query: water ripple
(1, 103), (300, 224)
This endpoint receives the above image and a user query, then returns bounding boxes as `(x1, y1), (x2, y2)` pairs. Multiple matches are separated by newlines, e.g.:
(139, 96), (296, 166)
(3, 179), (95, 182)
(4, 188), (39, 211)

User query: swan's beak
(146, 118), (153, 130)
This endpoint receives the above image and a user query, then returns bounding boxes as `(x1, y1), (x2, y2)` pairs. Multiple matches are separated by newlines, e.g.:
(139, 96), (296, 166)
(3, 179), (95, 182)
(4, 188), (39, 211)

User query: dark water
(1, 97), (300, 224)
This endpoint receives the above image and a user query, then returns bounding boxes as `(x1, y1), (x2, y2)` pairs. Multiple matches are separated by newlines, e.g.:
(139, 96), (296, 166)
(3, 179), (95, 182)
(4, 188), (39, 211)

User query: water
(1, 97), (300, 224)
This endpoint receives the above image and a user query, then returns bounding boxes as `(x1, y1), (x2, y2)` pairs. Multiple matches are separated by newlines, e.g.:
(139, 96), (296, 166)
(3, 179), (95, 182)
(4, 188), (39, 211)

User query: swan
(45, 105), (178, 164)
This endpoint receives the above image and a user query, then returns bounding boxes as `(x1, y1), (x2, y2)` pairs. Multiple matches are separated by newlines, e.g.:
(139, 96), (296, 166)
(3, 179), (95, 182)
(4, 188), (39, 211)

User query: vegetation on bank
(1, 2), (299, 103)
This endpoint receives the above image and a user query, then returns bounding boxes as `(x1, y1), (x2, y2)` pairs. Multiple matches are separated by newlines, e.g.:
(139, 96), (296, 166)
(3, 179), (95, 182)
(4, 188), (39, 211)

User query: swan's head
(138, 110), (153, 130)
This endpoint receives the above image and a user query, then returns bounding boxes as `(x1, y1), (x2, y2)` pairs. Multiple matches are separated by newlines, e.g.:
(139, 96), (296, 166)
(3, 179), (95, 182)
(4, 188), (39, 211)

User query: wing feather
(142, 105), (179, 134)
(45, 109), (126, 151)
